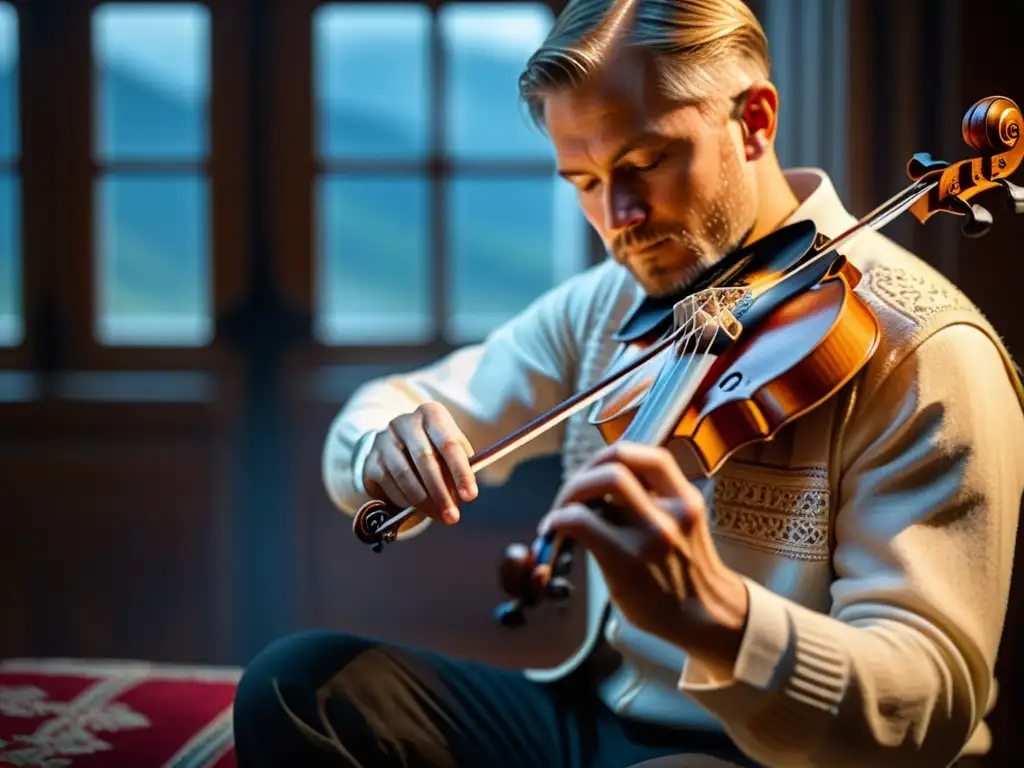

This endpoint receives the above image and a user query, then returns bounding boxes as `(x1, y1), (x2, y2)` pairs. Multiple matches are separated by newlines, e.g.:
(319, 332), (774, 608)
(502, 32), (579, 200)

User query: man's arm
(678, 323), (1024, 767)
(322, 262), (622, 537)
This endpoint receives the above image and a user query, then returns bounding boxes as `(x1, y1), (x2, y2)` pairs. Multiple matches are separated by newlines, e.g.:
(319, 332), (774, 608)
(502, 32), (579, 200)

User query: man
(232, 0), (1024, 766)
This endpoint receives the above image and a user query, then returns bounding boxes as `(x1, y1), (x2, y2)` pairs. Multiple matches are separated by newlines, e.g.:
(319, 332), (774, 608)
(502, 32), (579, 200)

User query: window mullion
(429, 9), (446, 344)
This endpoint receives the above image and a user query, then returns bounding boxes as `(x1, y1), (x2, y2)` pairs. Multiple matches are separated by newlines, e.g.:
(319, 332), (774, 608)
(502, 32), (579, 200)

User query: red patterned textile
(0, 658), (239, 767)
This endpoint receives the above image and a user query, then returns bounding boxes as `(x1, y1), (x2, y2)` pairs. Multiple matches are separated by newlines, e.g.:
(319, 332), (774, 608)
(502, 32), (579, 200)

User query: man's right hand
(362, 401), (478, 525)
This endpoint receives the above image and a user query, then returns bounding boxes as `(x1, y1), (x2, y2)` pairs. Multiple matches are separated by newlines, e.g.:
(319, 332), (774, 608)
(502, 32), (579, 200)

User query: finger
(554, 461), (649, 516)
(538, 502), (631, 566)
(557, 462), (701, 557)
(590, 442), (704, 508)
(551, 463), (667, 540)
(377, 466), (414, 511)
(393, 418), (461, 524)
(363, 447), (413, 509)
(422, 404), (477, 502)
(376, 437), (428, 511)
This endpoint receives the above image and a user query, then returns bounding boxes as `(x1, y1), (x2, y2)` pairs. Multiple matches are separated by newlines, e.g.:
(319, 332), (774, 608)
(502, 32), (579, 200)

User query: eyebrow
(557, 134), (664, 180)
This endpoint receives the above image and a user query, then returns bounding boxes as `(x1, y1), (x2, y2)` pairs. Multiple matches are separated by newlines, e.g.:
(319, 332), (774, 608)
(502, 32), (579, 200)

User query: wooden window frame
(49, 0), (248, 373)
(0, 0), (29, 370)
(269, 0), (603, 373)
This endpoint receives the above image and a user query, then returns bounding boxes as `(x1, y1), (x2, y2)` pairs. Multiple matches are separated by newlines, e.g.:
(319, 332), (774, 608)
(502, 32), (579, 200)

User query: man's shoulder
(550, 257), (638, 330)
(842, 230), (1021, 397)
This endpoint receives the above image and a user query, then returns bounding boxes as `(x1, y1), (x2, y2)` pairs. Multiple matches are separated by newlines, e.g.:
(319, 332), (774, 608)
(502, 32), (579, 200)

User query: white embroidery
(865, 264), (975, 322)
(0, 681), (150, 766)
(709, 470), (832, 561)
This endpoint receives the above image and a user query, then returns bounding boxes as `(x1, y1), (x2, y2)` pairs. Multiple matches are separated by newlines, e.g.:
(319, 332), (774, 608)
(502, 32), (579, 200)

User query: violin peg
(962, 202), (994, 238)
(553, 551), (574, 576)
(997, 178), (1024, 214)
(498, 542), (536, 598)
(907, 152), (950, 180)
(546, 576), (574, 601)
(494, 600), (527, 627)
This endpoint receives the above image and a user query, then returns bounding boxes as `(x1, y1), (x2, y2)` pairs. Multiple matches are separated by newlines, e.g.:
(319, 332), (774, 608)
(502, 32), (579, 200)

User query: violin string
(373, 321), (696, 537)
(782, 178), (938, 284)
(374, 289), (737, 538)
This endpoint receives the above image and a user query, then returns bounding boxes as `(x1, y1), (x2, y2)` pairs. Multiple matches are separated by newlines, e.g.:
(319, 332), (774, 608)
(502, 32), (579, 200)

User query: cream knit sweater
(323, 169), (1024, 767)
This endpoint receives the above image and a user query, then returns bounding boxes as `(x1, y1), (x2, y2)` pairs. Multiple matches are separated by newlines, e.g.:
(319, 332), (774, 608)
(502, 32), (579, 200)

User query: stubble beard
(630, 139), (758, 298)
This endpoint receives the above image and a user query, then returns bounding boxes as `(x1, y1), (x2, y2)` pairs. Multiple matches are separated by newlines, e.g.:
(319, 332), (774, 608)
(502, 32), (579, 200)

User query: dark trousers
(231, 628), (760, 767)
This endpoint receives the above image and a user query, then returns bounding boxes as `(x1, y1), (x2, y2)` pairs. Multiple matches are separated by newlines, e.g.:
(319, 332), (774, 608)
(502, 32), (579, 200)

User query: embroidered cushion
(0, 658), (239, 767)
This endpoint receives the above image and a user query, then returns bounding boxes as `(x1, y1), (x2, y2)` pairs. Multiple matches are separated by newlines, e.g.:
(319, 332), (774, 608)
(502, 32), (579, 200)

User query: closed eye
(565, 153), (667, 194)
(631, 153), (665, 172)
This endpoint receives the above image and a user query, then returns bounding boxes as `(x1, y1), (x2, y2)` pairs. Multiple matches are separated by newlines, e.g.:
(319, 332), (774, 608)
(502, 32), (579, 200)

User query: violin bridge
(673, 289), (745, 345)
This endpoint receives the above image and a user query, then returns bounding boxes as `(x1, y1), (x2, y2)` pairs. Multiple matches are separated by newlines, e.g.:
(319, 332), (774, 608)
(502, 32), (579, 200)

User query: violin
(352, 95), (1024, 627)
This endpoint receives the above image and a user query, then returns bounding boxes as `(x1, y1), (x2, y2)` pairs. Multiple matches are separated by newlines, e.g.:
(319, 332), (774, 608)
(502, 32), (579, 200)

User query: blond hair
(519, 0), (770, 127)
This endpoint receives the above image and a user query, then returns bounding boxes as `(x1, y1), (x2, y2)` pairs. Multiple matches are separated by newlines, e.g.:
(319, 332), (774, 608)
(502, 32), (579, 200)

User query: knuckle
(417, 401), (443, 418)
(409, 445), (438, 465)
(601, 462), (631, 487)
(437, 437), (466, 457)
(391, 465), (418, 487)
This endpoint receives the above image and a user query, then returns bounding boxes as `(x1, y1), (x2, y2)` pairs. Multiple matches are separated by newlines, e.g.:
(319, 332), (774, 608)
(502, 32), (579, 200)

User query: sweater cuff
(351, 431), (377, 497)
(679, 577), (849, 743)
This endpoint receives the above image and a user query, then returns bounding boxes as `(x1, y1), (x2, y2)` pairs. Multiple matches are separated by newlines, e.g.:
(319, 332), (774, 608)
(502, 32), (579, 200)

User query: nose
(603, 180), (648, 235)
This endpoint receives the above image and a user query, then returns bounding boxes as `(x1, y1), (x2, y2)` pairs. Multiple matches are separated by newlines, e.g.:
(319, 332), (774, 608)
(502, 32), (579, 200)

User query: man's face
(544, 48), (759, 297)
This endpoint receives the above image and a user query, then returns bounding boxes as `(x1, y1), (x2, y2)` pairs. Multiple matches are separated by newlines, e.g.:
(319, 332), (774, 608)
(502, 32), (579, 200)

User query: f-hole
(719, 372), (743, 392)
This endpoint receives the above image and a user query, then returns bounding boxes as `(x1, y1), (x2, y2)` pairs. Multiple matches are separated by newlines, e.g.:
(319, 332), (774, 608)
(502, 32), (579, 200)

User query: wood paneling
(0, 412), (234, 664)
(849, 4), (1024, 764)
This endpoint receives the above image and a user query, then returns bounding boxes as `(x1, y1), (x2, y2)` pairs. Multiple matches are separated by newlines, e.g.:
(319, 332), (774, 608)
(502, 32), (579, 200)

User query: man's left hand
(538, 442), (750, 677)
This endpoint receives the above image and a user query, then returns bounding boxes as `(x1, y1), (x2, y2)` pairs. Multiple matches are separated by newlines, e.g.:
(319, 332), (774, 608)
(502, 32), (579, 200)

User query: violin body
(590, 256), (880, 476)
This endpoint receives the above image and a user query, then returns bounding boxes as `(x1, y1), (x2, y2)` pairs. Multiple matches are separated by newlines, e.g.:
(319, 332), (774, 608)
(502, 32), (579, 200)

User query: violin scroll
(908, 95), (1024, 236)
(352, 499), (400, 552)
(961, 96), (1024, 217)
(962, 96), (1020, 153)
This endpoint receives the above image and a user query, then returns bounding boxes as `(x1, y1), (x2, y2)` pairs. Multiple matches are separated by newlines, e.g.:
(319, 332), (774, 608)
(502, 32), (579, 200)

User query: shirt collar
(779, 167), (858, 240)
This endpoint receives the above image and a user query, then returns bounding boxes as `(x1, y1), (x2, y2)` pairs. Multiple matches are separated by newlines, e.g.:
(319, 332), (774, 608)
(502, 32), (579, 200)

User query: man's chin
(635, 257), (718, 297)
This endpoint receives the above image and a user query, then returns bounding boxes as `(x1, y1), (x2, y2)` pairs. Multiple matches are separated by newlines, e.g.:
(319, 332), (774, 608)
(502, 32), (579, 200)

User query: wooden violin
(351, 95), (1024, 627)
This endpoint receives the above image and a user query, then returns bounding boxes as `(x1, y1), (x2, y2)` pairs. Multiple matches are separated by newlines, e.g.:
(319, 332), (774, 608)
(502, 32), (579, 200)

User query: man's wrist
(671, 565), (750, 678)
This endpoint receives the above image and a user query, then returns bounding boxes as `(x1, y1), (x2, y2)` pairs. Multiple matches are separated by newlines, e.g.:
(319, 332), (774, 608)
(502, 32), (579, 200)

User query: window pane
(316, 175), (431, 344)
(314, 4), (430, 160)
(0, 2), (17, 159)
(95, 174), (211, 346)
(447, 177), (587, 343)
(93, 3), (210, 161)
(0, 173), (20, 345)
(440, 3), (553, 160)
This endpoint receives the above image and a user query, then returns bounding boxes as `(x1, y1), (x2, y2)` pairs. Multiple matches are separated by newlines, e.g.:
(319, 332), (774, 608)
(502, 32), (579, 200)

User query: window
(312, 2), (588, 347)
(91, 3), (212, 347)
(0, 2), (19, 347)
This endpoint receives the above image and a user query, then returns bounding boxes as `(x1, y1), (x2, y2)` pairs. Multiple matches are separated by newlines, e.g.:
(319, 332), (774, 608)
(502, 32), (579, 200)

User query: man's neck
(743, 155), (801, 247)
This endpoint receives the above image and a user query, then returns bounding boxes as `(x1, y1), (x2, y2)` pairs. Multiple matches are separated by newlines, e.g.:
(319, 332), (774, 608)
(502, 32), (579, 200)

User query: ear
(737, 81), (779, 162)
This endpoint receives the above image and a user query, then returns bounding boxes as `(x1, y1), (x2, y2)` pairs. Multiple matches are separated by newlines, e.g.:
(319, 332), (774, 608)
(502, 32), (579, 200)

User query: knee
(233, 629), (376, 756)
